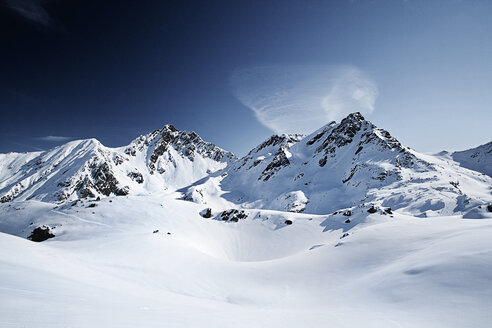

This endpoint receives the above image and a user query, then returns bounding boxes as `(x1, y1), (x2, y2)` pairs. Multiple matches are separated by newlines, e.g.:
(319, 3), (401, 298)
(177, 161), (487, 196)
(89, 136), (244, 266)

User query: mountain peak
(343, 111), (365, 123)
(1, 116), (491, 218)
(160, 124), (180, 133)
(162, 124), (178, 132)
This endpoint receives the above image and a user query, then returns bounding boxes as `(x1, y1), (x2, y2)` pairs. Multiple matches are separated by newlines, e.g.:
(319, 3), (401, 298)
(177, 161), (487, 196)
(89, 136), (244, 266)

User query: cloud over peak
(230, 65), (378, 135)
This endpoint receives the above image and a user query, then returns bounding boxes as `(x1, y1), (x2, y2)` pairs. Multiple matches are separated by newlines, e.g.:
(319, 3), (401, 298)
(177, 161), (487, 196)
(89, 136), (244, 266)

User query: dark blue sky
(1, 0), (491, 155)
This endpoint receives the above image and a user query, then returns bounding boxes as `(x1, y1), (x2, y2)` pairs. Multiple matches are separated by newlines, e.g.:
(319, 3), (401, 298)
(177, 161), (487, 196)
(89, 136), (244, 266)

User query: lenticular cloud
(230, 65), (378, 135)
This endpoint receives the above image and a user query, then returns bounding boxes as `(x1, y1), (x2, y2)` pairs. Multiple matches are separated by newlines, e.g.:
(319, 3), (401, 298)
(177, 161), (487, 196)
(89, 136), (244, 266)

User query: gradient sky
(1, 0), (491, 156)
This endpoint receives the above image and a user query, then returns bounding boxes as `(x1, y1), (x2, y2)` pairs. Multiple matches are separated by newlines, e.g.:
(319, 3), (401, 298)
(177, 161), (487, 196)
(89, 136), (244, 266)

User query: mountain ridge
(0, 124), (233, 203)
(1, 113), (491, 218)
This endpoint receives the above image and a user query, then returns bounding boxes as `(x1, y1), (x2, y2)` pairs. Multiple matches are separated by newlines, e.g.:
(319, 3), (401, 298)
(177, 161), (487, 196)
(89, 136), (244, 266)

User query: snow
(1, 194), (492, 327)
(213, 115), (492, 216)
(1, 113), (491, 327)
(452, 141), (492, 178)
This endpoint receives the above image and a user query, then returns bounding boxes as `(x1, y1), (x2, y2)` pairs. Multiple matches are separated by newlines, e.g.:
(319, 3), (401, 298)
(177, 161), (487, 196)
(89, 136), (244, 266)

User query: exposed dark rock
(92, 162), (120, 196)
(149, 133), (173, 172)
(115, 186), (130, 196)
(28, 225), (55, 242)
(294, 173), (304, 181)
(367, 206), (377, 214)
(88, 203), (97, 208)
(343, 210), (352, 216)
(249, 159), (263, 169)
(385, 207), (393, 214)
(284, 219), (293, 225)
(128, 172), (144, 184)
(259, 147), (291, 181)
(124, 146), (137, 156)
(147, 125), (233, 172)
(153, 230), (159, 233)
(219, 209), (248, 222)
(184, 143), (197, 161)
(253, 134), (303, 154)
(1, 195), (12, 203)
(113, 154), (126, 165)
(344, 219), (351, 223)
(316, 112), (365, 156)
(487, 205), (492, 212)
(80, 187), (96, 199)
(149, 143), (168, 174)
(373, 171), (389, 181)
(200, 208), (212, 218)
(342, 166), (358, 183)
(306, 125), (334, 146)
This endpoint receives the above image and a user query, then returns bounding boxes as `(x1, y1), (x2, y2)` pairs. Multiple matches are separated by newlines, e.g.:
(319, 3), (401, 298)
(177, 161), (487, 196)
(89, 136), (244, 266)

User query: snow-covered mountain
(451, 141), (492, 178)
(1, 113), (492, 327)
(184, 113), (492, 217)
(1, 113), (490, 217)
(0, 124), (233, 203)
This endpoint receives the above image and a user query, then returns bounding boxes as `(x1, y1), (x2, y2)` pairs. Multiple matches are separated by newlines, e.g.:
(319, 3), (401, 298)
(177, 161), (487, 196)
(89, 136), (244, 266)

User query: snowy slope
(1, 194), (492, 327)
(452, 141), (492, 178)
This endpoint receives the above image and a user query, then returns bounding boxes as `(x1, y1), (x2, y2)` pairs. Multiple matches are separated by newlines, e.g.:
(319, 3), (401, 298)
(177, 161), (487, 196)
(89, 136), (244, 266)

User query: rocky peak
(313, 112), (371, 156)
(159, 124), (180, 143)
(343, 111), (366, 124)
(162, 124), (178, 133)
(249, 134), (303, 156)
(148, 125), (234, 173)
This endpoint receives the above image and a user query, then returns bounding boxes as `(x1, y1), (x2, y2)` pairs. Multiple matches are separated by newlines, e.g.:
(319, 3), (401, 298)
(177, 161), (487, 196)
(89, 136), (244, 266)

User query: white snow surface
(1, 113), (492, 327)
(452, 141), (492, 178)
(1, 194), (492, 327)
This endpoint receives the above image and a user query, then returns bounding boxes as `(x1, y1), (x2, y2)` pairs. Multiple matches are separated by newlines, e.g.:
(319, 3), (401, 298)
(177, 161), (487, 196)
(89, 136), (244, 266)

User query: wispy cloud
(230, 65), (378, 135)
(4, 0), (53, 26)
(36, 135), (72, 142)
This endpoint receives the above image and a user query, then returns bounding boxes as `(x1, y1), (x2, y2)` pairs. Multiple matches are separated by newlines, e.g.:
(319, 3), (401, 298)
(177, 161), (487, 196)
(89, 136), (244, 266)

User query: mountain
(0, 125), (233, 203)
(1, 114), (491, 219)
(451, 141), (492, 178)
(1, 113), (492, 328)
(184, 113), (492, 217)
